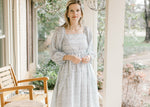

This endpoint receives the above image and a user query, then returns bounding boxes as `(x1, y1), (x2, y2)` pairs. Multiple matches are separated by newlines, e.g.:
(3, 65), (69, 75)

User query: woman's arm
(49, 27), (66, 65)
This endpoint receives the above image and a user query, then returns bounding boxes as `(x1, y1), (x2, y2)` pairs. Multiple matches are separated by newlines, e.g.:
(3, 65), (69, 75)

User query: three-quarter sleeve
(86, 27), (96, 62)
(49, 27), (66, 65)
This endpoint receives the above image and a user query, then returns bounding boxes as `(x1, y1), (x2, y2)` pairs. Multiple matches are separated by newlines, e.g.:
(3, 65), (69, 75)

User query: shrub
(122, 63), (145, 107)
(97, 70), (104, 90)
(131, 61), (147, 70)
(32, 60), (59, 90)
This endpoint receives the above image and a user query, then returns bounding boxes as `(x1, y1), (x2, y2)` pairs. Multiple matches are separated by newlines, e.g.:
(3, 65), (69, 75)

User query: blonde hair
(62, 0), (83, 28)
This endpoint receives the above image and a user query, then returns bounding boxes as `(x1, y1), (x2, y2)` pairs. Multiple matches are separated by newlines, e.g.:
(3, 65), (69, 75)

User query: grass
(124, 36), (150, 57)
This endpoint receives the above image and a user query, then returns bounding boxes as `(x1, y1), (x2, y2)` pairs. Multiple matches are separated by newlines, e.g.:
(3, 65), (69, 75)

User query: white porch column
(13, 0), (21, 80)
(83, 0), (98, 74)
(33, 8), (38, 66)
(103, 0), (125, 107)
(4, 0), (13, 66)
(4, 0), (10, 65)
(32, 2), (38, 67)
(18, 0), (27, 80)
(4, 0), (27, 80)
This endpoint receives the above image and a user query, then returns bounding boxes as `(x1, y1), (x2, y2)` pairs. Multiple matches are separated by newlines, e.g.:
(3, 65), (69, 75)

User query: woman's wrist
(63, 55), (72, 61)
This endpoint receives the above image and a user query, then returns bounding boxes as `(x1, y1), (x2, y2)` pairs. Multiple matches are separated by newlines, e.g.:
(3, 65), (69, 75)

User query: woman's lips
(72, 16), (77, 18)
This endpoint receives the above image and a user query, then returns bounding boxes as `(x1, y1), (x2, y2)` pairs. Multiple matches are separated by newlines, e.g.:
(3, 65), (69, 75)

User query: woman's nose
(73, 11), (77, 15)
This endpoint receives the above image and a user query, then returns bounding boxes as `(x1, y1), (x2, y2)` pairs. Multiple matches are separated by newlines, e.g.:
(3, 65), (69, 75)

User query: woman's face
(68, 3), (82, 24)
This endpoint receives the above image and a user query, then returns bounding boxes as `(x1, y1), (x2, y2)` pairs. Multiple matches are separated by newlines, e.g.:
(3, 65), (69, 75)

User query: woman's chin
(70, 19), (79, 22)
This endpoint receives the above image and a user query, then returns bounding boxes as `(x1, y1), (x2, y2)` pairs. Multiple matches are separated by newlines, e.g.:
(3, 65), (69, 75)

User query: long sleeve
(49, 27), (66, 65)
(86, 27), (96, 62)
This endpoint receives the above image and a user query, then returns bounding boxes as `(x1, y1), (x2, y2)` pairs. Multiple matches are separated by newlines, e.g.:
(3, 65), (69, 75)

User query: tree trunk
(145, 27), (150, 42)
(144, 0), (150, 42)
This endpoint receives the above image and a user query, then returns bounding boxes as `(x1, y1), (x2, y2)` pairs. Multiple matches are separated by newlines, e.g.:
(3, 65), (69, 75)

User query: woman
(50, 0), (100, 107)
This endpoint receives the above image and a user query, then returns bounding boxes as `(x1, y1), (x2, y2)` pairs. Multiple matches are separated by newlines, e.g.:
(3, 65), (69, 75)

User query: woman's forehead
(69, 4), (81, 10)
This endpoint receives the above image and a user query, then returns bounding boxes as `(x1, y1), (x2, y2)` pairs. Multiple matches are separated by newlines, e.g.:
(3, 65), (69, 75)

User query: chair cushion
(5, 100), (47, 107)
(6, 93), (46, 102)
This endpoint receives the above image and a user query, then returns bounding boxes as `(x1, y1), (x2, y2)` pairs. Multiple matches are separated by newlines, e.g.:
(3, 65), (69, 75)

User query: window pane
(0, 39), (4, 67)
(0, 0), (5, 67)
(0, 0), (4, 37)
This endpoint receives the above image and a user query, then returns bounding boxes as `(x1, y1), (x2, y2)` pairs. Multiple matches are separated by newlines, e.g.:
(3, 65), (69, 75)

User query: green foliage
(97, 64), (104, 72)
(97, 78), (103, 90)
(131, 62), (148, 70)
(97, 8), (105, 70)
(97, 64), (104, 90)
(97, 35), (104, 67)
(125, 0), (145, 31)
(32, 59), (59, 90)
(36, 0), (67, 39)
(38, 14), (59, 39)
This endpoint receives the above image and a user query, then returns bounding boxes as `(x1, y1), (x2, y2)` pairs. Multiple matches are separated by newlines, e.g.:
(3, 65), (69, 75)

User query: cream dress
(50, 26), (100, 107)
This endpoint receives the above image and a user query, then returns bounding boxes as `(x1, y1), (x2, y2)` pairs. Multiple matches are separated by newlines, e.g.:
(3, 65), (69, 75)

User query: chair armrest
(18, 77), (49, 94)
(17, 77), (49, 83)
(0, 85), (34, 100)
(0, 85), (34, 92)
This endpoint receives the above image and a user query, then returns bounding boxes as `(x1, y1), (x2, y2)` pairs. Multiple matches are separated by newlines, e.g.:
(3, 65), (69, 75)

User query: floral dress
(49, 26), (100, 107)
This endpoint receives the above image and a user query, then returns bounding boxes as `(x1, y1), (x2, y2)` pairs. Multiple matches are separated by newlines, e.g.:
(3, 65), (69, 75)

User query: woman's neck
(69, 25), (80, 30)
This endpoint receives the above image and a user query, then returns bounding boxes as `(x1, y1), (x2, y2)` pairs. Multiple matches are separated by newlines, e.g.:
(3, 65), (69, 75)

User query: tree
(144, 0), (150, 42)
(35, 0), (67, 39)
(125, 0), (145, 35)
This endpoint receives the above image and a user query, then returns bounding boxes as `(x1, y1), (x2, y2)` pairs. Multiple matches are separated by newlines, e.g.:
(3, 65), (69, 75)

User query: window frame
(0, 0), (5, 39)
(0, 0), (6, 67)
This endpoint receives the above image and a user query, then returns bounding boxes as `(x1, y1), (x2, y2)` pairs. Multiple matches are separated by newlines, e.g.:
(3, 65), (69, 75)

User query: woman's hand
(63, 55), (81, 64)
(82, 55), (90, 63)
(71, 55), (82, 64)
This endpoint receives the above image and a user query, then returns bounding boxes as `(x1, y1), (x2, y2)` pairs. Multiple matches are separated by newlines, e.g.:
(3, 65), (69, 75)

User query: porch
(0, 0), (125, 107)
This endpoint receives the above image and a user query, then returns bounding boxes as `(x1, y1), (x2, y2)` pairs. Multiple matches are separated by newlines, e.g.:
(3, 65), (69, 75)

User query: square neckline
(63, 26), (86, 35)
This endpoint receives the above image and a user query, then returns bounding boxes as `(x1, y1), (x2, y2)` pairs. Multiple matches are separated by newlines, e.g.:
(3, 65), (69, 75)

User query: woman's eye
(77, 9), (80, 12)
(70, 10), (74, 12)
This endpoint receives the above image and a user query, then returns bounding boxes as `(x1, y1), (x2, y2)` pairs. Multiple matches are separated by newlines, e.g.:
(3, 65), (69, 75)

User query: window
(0, 0), (5, 38)
(0, 0), (5, 67)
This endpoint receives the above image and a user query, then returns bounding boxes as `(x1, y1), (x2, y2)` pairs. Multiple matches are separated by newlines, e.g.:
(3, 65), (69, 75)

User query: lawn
(124, 36), (150, 57)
